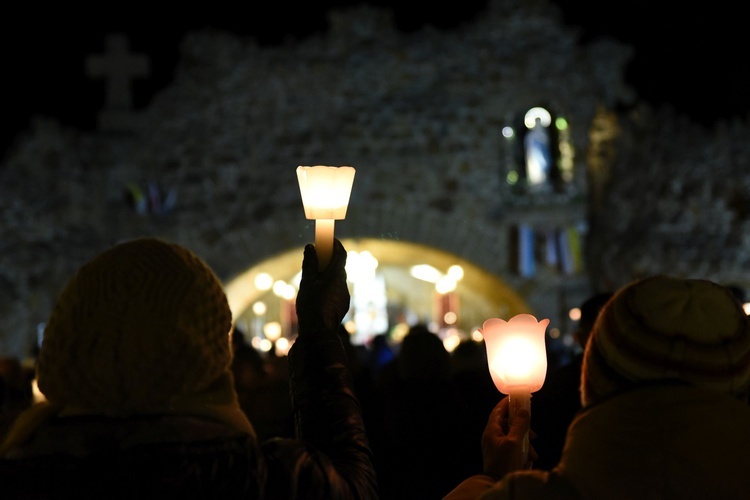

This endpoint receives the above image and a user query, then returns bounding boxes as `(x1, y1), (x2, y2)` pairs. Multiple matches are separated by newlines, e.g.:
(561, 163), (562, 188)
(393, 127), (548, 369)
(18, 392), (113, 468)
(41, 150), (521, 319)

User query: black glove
(295, 238), (350, 335)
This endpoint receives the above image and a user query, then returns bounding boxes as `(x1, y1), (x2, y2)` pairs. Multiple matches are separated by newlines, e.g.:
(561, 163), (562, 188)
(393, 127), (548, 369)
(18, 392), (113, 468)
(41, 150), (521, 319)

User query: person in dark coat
(446, 275), (750, 499)
(371, 324), (475, 499)
(0, 236), (377, 499)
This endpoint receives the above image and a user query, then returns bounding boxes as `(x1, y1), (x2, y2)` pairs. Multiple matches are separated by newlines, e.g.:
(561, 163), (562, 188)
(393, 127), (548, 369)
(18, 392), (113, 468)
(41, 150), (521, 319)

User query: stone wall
(1, 0), (749, 358)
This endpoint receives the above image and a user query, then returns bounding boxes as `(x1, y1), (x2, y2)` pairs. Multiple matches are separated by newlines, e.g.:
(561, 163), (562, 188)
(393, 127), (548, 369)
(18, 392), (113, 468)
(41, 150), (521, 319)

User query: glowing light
(258, 338), (273, 352)
(436, 276), (457, 294)
(490, 338), (538, 380)
(290, 271), (302, 288)
(443, 332), (462, 352)
(390, 322), (410, 343)
(296, 165), (356, 270)
(272, 280), (296, 300)
(31, 378), (46, 404)
(252, 301), (267, 316)
(481, 314), (549, 467)
(272, 280), (287, 297)
(444, 311), (457, 325)
(254, 273), (273, 291)
(275, 337), (290, 356)
(281, 285), (296, 300)
(502, 126), (514, 138)
(264, 321), (282, 341)
(569, 307), (581, 321)
(471, 329), (483, 342)
(481, 314), (549, 394)
(410, 264), (443, 283)
(524, 107), (552, 128)
(346, 250), (379, 283)
(447, 265), (464, 281)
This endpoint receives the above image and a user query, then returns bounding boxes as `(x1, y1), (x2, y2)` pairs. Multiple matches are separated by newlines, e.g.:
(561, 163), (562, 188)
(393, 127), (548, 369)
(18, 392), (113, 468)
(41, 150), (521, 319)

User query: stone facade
(1, 0), (749, 359)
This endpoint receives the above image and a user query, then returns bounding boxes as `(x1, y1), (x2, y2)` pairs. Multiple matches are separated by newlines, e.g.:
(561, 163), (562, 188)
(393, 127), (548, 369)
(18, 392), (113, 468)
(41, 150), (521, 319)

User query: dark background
(2, 1), (748, 159)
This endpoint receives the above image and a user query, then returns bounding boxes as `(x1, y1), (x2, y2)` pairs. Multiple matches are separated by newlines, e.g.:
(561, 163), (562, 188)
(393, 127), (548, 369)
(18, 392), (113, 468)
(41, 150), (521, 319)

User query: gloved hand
(295, 238), (350, 335)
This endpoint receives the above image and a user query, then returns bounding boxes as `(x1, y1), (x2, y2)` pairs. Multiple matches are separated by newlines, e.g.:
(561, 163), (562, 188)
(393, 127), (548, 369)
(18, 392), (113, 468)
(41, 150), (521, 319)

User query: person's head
(581, 275), (750, 407)
(37, 237), (235, 416)
(397, 324), (450, 381)
(574, 291), (614, 349)
(450, 338), (487, 373)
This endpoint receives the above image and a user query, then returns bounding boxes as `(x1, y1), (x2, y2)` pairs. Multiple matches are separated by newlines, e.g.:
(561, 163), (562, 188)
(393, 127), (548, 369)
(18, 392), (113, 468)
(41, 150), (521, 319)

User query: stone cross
(86, 33), (150, 132)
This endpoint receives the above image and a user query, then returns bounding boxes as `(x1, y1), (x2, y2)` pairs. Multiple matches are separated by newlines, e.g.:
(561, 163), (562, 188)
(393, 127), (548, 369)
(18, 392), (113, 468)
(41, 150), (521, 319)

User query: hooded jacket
(445, 384), (750, 500)
(0, 330), (378, 500)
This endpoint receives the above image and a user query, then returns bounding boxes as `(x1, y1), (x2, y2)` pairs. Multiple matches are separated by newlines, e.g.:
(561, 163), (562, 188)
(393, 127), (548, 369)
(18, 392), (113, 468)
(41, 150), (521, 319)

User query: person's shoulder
(445, 470), (565, 500)
(484, 469), (579, 500)
(0, 434), (262, 499)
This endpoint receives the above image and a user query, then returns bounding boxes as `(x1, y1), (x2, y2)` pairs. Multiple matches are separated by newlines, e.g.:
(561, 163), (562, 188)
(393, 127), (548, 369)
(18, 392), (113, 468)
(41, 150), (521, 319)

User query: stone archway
(224, 237), (533, 346)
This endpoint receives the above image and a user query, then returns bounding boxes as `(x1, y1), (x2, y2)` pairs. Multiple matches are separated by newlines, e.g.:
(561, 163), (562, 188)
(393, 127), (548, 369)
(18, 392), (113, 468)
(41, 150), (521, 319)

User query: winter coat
(0, 330), (378, 500)
(445, 384), (750, 500)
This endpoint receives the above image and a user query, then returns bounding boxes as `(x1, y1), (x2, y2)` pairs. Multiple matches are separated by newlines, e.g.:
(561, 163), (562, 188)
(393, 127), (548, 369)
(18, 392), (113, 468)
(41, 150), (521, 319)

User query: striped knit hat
(37, 237), (234, 415)
(581, 275), (750, 407)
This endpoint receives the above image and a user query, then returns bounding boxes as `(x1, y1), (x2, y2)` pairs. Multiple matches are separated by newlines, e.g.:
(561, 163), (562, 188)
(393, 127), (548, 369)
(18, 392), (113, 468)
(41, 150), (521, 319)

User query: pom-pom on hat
(581, 275), (750, 407)
(37, 237), (233, 415)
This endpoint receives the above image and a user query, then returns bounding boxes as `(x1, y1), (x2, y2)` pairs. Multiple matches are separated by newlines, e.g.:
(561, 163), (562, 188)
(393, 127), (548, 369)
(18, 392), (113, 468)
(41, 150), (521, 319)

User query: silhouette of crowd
(2, 237), (749, 499)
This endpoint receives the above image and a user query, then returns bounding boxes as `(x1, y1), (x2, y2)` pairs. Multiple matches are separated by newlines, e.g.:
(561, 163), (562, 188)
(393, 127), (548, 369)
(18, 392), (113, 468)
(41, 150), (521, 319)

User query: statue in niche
(523, 107), (554, 190)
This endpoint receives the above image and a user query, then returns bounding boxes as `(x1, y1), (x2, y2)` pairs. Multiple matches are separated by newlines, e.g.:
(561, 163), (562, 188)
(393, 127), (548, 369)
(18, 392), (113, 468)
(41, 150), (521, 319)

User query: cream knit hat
(37, 237), (233, 415)
(581, 275), (750, 406)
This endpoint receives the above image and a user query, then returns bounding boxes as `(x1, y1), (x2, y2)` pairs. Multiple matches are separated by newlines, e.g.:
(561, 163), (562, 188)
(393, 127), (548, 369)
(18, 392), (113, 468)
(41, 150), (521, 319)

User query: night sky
(2, 1), (747, 159)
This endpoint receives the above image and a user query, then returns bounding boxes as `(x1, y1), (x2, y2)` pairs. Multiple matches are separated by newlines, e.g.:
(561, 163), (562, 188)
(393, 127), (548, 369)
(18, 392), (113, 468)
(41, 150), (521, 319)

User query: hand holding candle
(480, 313), (549, 467)
(296, 166), (356, 270)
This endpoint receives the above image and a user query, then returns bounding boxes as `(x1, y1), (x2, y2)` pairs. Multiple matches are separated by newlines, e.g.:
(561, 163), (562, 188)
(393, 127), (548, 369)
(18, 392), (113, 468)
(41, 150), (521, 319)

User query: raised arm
(263, 239), (378, 499)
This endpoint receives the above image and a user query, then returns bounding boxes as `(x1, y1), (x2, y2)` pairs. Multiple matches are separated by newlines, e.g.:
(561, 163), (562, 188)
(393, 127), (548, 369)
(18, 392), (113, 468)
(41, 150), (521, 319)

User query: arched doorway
(224, 238), (532, 350)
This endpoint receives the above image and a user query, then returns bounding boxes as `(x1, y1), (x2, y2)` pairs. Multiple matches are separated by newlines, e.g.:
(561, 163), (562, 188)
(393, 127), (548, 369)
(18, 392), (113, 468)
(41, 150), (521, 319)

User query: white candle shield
(481, 314), (549, 467)
(296, 166), (355, 270)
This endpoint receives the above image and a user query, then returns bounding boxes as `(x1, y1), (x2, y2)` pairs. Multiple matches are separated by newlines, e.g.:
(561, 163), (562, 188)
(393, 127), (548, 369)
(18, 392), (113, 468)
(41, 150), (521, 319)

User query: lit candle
(481, 313), (549, 466)
(296, 166), (356, 270)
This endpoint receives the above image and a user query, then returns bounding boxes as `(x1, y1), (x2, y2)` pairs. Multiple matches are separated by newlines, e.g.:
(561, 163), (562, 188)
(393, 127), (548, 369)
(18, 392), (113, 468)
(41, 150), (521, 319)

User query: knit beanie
(581, 275), (750, 407)
(37, 237), (234, 416)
